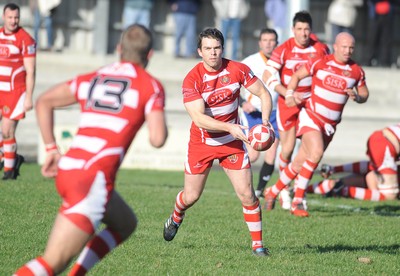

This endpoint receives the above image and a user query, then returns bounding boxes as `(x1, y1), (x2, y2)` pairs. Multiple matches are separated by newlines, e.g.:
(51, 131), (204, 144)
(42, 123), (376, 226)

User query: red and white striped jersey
(305, 54), (366, 125)
(182, 59), (257, 146)
(0, 27), (36, 94)
(267, 37), (329, 98)
(58, 61), (165, 172)
(387, 124), (400, 144)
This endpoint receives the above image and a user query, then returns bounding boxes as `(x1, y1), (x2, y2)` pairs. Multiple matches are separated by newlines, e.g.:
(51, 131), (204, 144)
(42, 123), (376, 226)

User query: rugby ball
(248, 124), (275, 151)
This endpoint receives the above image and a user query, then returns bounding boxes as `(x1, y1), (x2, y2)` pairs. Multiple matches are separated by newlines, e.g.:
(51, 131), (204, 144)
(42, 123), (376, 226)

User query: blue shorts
(240, 109), (280, 140)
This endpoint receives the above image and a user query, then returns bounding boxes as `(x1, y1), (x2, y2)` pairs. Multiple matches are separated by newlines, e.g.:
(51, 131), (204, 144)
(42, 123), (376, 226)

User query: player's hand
(345, 88), (359, 102)
(285, 94), (297, 107)
(241, 101), (256, 113)
(41, 152), (61, 178)
(24, 98), (33, 112)
(293, 92), (304, 105)
(228, 124), (249, 144)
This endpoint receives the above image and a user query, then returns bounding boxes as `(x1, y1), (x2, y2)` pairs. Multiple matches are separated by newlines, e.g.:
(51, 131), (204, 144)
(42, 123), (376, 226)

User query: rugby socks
(14, 257), (54, 276)
(293, 160), (318, 202)
(69, 228), (122, 276)
(268, 163), (297, 198)
(0, 132), (3, 160)
(3, 138), (16, 171)
(256, 162), (275, 192)
(278, 153), (289, 173)
(342, 187), (386, 201)
(331, 161), (370, 174)
(242, 200), (263, 250)
(307, 179), (335, 194)
(172, 190), (188, 225)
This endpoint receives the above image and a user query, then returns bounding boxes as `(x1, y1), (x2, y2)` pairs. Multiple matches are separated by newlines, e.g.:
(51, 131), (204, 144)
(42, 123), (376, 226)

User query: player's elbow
(150, 128), (168, 148)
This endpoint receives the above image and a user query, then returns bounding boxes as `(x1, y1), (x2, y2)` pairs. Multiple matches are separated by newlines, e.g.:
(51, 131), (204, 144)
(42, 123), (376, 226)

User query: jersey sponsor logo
(207, 89), (233, 105)
(220, 75), (231, 85)
(227, 154), (238, 163)
(323, 75), (346, 91)
(0, 46), (10, 57)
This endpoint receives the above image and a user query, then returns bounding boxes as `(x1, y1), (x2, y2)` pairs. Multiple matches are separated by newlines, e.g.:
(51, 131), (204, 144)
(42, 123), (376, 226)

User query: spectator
(364, 0), (395, 67)
(264, 0), (287, 44)
(212, 0), (250, 60)
(122, 0), (154, 29)
(168, 0), (201, 58)
(30, 0), (61, 51)
(326, 0), (363, 48)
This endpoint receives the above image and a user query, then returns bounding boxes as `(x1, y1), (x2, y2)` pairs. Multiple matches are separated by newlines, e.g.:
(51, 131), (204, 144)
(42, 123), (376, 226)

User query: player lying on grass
(308, 124), (400, 201)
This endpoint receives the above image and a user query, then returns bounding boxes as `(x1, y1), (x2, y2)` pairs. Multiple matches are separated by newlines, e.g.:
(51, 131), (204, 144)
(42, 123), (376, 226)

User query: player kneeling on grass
(14, 24), (168, 275)
(309, 124), (400, 201)
(163, 28), (273, 257)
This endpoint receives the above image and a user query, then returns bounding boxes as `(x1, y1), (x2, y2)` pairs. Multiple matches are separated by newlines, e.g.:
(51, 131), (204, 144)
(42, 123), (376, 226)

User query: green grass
(1, 164), (399, 275)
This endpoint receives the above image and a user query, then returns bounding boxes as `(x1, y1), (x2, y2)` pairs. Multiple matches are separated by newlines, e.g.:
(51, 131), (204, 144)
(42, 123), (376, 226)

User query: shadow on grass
(373, 204), (400, 217)
(307, 243), (400, 255)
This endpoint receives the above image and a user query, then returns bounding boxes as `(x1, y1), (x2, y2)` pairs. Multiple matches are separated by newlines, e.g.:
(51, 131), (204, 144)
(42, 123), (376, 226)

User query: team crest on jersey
(220, 75), (230, 85)
(342, 70), (351, 77)
(309, 53), (316, 59)
(0, 46), (10, 57)
(227, 154), (238, 164)
(3, 105), (10, 114)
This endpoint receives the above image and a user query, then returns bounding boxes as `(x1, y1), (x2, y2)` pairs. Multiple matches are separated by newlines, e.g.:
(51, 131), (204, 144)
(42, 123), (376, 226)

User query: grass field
(1, 164), (399, 275)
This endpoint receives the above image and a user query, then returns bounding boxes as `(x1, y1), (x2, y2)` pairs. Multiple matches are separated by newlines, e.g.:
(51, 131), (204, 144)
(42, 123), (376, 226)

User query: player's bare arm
(36, 83), (77, 177)
(146, 110), (168, 148)
(184, 99), (248, 142)
(286, 65), (310, 106)
(246, 78), (272, 125)
(23, 56), (36, 111)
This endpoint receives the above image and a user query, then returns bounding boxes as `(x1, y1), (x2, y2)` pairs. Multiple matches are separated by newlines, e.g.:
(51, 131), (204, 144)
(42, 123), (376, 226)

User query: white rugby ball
(248, 124), (275, 151)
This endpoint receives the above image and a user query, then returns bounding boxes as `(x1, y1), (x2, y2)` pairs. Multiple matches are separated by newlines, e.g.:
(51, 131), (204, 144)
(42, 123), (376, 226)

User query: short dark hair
(120, 24), (153, 66)
(259, 28), (278, 43)
(3, 3), (20, 14)
(292, 10), (312, 29)
(197, 28), (224, 49)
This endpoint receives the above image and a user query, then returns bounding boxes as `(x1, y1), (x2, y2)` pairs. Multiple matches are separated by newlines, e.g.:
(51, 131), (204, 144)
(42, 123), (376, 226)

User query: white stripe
(314, 102), (341, 121)
(292, 46), (317, 54)
(10, 92), (26, 119)
(205, 134), (235, 146)
(296, 176), (309, 190)
(246, 221), (262, 231)
(0, 66), (12, 76)
(58, 156), (86, 170)
(70, 135), (107, 153)
(370, 191), (381, 202)
(205, 100), (238, 117)
(84, 147), (124, 169)
(76, 247), (99, 268)
(314, 85), (348, 104)
(99, 229), (118, 249)
(0, 81), (11, 91)
(64, 171), (108, 230)
(242, 206), (260, 214)
(388, 125), (400, 140)
(80, 113), (128, 133)
(283, 74), (312, 88)
(354, 188), (365, 199)
(26, 259), (49, 276)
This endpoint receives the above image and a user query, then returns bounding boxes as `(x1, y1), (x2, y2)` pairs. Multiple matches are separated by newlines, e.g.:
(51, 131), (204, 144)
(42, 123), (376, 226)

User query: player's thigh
(183, 168), (211, 204)
(263, 138), (279, 164)
(224, 167), (255, 205)
(43, 213), (91, 273)
(102, 191), (137, 240)
(301, 130), (325, 162)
